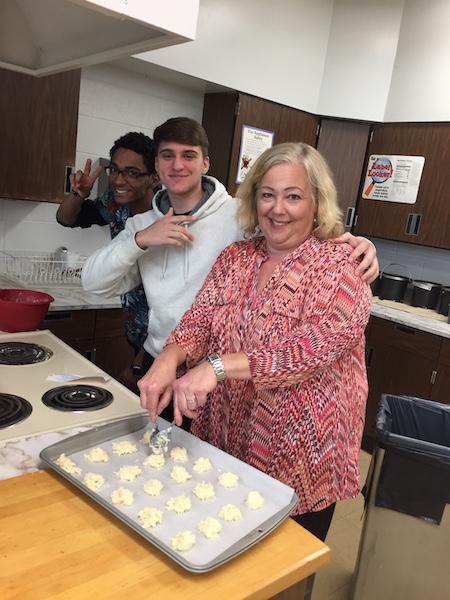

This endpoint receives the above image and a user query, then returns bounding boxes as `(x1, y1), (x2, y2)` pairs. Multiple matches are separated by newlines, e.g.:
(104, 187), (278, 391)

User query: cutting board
(0, 471), (330, 600)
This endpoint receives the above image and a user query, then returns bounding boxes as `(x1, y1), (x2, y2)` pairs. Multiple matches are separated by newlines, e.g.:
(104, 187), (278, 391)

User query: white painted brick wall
(0, 63), (204, 257)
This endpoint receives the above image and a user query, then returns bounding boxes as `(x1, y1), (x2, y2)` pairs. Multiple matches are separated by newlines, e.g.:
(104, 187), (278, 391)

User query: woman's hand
(172, 361), (218, 426)
(334, 233), (379, 283)
(137, 345), (185, 421)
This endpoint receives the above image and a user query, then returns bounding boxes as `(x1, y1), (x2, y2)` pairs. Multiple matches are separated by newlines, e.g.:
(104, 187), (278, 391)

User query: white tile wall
(371, 238), (450, 286)
(0, 62), (205, 257)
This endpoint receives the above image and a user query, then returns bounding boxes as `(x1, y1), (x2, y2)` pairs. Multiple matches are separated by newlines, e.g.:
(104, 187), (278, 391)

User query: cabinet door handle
(345, 207), (356, 228)
(430, 370), (437, 385)
(395, 324), (416, 335)
(405, 213), (422, 236)
(366, 347), (374, 368)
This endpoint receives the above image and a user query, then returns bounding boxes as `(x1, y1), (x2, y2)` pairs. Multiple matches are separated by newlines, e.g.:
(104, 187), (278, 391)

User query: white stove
(0, 330), (146, 443)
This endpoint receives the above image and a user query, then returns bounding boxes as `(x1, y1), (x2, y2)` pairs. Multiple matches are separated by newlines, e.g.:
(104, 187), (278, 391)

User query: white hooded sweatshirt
(82, 176), (242, 357)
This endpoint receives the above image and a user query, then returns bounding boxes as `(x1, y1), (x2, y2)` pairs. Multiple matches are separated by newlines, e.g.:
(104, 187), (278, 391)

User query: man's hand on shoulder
(334, 232), (379, 284)
(135, 207), (196, 250)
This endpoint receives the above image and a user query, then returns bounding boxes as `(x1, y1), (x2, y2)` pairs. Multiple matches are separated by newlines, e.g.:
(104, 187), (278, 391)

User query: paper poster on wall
(235, 125), (275, 184)
(362, 154), (425, 204)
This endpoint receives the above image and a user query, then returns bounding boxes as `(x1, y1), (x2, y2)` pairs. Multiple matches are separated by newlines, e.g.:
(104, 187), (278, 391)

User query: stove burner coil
(0, 342), (53, 365)
(0, 394), (33, 428)
(42, 385), (113, 412)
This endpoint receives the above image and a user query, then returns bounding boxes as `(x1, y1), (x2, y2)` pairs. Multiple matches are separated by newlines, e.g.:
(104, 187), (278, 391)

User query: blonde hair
(236, 142), (343, 240)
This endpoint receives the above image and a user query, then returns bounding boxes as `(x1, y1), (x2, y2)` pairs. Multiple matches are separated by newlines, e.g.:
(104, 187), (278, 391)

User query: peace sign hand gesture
(70, 159), (103, 199)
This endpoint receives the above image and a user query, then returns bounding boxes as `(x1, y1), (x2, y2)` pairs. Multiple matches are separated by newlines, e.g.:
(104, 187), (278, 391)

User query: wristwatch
(207, 353), (226, 382)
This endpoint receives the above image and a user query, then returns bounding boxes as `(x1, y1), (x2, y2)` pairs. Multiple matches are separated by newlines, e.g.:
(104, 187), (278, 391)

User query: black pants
(142, 350), (191, 432)
(291, 502), (336, 542)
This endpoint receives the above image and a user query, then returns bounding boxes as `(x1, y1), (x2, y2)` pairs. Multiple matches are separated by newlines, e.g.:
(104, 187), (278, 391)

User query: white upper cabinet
(0, 0), (199, 77)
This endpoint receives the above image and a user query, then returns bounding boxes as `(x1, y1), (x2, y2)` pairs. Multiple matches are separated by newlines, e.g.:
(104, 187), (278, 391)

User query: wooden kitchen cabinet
(430, 338), (450, 405)
(316, 118), (371, 228)
(40, 309), (134, 382)
(0, 67), (80, 202)
(354, 122), (450, 250)
(202, 92), (319, 196)
(363, 316), (442, 451)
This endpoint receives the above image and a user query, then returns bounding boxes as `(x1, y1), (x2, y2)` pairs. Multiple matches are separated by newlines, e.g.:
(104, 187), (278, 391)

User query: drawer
(369, 316), (441, 362)
(40, 310), (96, 342)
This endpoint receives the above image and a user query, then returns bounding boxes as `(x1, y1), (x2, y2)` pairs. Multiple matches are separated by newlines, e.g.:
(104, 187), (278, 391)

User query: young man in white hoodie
(82, 117), (378, 399)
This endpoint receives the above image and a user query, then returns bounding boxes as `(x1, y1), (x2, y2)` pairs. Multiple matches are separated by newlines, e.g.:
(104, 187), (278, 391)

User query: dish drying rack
(0, 250), (87, 287)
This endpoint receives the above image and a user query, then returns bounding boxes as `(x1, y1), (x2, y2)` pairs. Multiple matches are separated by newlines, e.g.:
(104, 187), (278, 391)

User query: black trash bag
(374, 394), (450, 524)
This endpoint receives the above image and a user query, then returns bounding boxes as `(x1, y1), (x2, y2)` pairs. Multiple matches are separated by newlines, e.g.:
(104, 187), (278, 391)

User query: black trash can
(352, 394), (450, 600)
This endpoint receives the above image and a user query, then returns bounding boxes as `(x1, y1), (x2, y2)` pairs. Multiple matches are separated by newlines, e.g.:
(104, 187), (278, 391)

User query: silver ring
(187, 398), (197, 408)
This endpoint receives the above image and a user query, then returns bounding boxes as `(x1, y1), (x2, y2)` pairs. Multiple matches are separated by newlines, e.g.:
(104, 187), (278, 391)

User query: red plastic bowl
(0, 289), (54, 332)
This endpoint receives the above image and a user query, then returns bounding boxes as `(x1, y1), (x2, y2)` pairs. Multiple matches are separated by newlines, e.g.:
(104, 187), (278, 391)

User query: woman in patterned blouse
(140, 142), (372, 541)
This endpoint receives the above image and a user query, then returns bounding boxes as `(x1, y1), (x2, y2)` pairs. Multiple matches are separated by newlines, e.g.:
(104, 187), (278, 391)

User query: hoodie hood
(152, 176), (233, 281)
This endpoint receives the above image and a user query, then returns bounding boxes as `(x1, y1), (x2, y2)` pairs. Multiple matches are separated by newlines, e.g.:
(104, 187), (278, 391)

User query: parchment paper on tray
(40, 415), (298, 573)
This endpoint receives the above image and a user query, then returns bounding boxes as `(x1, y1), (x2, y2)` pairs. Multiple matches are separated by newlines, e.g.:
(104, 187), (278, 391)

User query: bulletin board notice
(236, 125), (274, 184)
(362, 154), (425, 204)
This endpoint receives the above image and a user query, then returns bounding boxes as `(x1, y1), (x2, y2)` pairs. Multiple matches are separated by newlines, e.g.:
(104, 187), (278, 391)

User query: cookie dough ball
(137, 507), (163, 529)
(111, 487), (134, 506)
(84, 447), (109, 463)
(198, 517), (222, 539)
(143, 479), (164, 496)
(170, 446), (188, 463)
(246, 490), (265, 509)
(193, 481), (215, 501)
(193, 457), (213, 473)
(166, 495), (192, 514)
(143, 453), (166, 470)
(112, 441), (138, 456)
(219, 504), (242, 522)
(83, 472), (105, 491)
(115, 465), (142, 482)
(218, 472), (239, 488)
(54, 453), (81, 475)
(171, 531), (196, 552)
(170, 465), (192, 484)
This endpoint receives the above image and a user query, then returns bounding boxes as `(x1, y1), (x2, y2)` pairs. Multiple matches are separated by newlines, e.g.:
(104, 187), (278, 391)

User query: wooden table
(0, 471), (330, 600)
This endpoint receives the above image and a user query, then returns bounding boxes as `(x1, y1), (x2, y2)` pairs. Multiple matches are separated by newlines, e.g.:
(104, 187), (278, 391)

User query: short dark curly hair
(153, 117), (209, 157)
(109, 132), (156, 174)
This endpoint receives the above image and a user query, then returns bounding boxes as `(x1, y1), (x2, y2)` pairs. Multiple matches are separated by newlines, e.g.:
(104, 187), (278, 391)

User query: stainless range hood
(0, 0), (199, 77)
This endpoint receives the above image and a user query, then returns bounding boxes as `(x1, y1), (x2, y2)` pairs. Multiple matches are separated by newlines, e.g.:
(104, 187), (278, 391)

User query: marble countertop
(371, 297), (450, 339)
(0, 273), (121, 310)
(0, 426), (91, 480)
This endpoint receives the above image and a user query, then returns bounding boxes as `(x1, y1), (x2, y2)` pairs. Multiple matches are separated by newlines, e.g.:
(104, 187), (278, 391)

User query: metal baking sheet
(40, 415), (298, 573)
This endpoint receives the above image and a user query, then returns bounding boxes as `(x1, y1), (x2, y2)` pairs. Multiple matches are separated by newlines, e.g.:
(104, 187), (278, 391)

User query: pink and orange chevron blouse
(167, 236), (372, 515)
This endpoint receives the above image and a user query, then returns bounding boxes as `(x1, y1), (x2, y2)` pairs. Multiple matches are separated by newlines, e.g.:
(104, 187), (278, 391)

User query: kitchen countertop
(371, 297), (450, 339)
(0, 273), (121, 310)
(2, 273), (449, 336)
(0, 470), (330, 599)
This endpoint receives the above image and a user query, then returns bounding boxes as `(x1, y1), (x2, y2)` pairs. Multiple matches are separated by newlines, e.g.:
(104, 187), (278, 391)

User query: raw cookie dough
(219, 504), (242, 522)
(171, 531), (196, 552)
(111, 487), (134, 506)
(246, 490), (265, 509)
(83, 472), (105, 491)
(166, 495), (192, 514)
(143, 479), (164, 496)
(112, 441), (138, 456)
(193, 481), (215, 501)
(170, 465), (192, 484)
(218, 472), (239, 488)
(115, 465), (142, 482)
(140, 428), (155, 445)
(143, 453), (166, 469)
(170, 446), (188, 462)
(54, 453), (81, 475)
(193, 457), (213, 473)
(198, 517), (222, 539)
(84, 447), (109, 463)
(137, 507), (163, 529)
